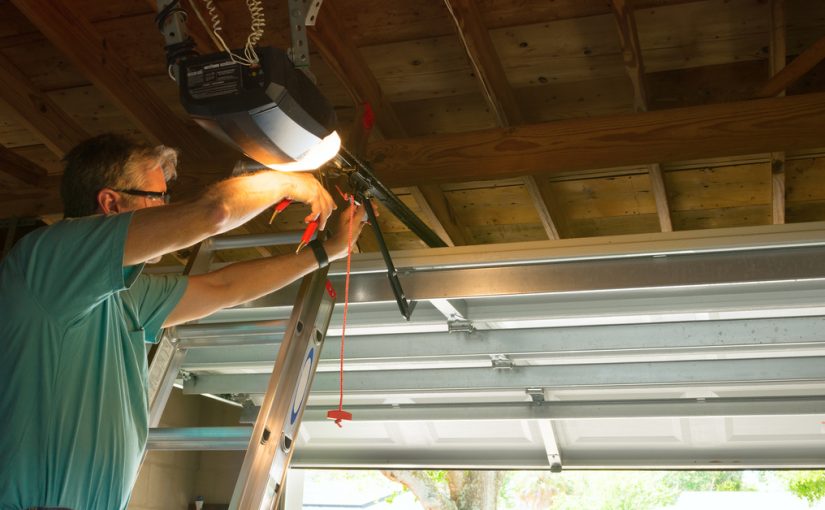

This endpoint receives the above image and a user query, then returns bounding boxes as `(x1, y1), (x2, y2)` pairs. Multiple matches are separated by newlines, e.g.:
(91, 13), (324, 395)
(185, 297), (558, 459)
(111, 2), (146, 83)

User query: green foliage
(425, 470), (449, 485)
(504, 471), (677, 510)
(662, 471), (749, 492)
(784, 471), (825, 505)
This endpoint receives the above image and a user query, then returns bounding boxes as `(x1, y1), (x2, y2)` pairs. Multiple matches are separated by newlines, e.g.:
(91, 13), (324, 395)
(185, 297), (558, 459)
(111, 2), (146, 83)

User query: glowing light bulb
(267, 131), (341, 172)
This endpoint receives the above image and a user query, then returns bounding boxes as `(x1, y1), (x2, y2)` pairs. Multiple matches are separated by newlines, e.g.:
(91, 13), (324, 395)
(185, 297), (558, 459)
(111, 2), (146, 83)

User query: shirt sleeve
(18, 213), (141, 322)
(124, 273), (189, 343)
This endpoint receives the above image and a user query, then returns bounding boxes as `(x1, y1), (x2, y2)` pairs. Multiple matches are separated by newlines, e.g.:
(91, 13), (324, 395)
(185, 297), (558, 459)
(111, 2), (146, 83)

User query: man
(0, 133), (367, 510)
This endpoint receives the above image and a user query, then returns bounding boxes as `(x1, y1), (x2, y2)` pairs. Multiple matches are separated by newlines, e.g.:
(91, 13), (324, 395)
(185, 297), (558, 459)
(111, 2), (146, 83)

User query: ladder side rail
(230, 267), (335, 510)
(146, 239), (216, 426)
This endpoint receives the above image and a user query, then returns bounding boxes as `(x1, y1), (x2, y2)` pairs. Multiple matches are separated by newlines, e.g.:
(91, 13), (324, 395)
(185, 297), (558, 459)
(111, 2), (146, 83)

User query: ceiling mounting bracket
(287, 0), (316, 68)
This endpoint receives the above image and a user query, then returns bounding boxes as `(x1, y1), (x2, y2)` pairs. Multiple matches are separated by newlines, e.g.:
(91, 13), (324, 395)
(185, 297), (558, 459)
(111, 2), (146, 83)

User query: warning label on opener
(186, 60), (243, 99)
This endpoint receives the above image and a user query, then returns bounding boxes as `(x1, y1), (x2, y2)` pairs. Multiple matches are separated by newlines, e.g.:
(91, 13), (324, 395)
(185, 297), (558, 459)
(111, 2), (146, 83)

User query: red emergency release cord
(328, 103), (374, 428)
(326, 193), (356, 427)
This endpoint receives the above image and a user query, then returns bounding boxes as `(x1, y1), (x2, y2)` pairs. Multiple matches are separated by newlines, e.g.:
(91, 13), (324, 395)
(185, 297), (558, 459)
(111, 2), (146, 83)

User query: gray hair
(61, 133), (179, 217)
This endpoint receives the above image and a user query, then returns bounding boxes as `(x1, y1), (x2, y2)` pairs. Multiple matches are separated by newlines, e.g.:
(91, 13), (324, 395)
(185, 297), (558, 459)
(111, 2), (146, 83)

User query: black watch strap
(308, 239), (329, 269)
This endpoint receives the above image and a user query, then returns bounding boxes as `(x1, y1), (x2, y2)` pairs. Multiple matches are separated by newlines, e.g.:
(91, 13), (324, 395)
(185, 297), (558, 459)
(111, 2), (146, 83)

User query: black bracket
(338, 148), (447, 322)
(361, 195), (416, 321)
(338, 148), (447, 249)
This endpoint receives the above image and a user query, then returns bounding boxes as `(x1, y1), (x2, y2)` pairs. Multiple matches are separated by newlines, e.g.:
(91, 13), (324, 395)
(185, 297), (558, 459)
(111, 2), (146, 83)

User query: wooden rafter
(310, 0), (460, 246)
(771, 151), (786, 225)
(0, 144), (49, 188)
(444, 0), (560, 240)
(756, 33), (825, 99)
(309, 1), (405, 138)
(412, 185), (467, 247)
(443, 0), (522, 126)
(368, 92), (825, 187)
(0, 52), (89, 157)
(769, 0), (786, 225)
(647, 163), (672, 231)
(11, 0), (215, 164)
(0, 187), (62, 220)
(522, 176), (560, 240)
(610, 0), (673, 232)
(610, 0), (648, 112)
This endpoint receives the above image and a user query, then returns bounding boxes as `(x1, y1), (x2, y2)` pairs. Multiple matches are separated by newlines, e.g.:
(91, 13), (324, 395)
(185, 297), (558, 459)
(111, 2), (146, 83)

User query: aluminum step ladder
(144, 230), (337, 510)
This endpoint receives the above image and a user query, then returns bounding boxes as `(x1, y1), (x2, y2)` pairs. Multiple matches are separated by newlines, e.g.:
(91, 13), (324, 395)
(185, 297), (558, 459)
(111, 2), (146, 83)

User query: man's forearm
(164, 244), (327, 326)
(124, 172), (331, 266)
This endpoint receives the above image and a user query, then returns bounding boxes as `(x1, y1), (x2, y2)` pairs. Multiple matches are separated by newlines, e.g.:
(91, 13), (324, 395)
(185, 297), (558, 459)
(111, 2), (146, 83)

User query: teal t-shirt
(0, 213), (188, 510)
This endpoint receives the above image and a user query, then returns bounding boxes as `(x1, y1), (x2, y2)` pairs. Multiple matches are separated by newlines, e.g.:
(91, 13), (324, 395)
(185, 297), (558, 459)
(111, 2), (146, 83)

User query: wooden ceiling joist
(369, 92), (825, 187)
(443, 0), (522, 126)
(11, 0), (215, 163)
(522, 176), (560, 240)
(0, 144), (49, 189)
(311, 0), (461, 247)
(444, 0), (560, 240)
(647, 163), (672, 231)
(756, 33), (825, 99)
(0, 186), (62, 219)
(0, 52), (89, 157)
(412, 184), (467, 247)
(610, 0), (672, 232)
(610, 0), (647, 113)
(309, 1), (405, 139)
(769, 0), (786, 225)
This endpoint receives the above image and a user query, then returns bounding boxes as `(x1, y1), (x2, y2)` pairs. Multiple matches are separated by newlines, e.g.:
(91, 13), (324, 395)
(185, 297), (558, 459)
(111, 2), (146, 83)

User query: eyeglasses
(113, 188), (171, 204)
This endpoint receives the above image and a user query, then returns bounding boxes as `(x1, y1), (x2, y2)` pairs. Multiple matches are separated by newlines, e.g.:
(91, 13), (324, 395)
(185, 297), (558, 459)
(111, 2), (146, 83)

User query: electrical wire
(244, 0), (265, 64)
(198, 0), (264, 66)
(186, 0), (224, 49)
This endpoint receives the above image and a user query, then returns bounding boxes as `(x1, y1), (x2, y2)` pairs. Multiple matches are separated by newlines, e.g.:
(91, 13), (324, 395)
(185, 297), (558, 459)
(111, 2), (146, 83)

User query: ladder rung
(173, 320), (288, 348)
(209, 231), (315, 250)
(147, 426), (252, 451)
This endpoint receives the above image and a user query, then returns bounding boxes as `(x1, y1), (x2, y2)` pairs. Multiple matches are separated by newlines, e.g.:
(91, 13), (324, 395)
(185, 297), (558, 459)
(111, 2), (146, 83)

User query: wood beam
(412, 185), (467, 246)
(755, 33), (825, 99)
(647, 163), (673, 232)
(443, 0), (522, 126)
(769, 0), (787, 81)
(12, 0), (214, 163)
(0, 52), (89, 156)
(0, 186), (62, 219)
(771, 152), (785, 225)
(0, 144), (48, 188)
(309, 0), (405, 138)
(522, 176), (559, 240)
(368, 92), (825, 187)
(610, 0), (672, 232)
(769, 0), (786, 224)
(445, 0), (563, 239)
(610, 0), (648, 112)
(311, 0), (467, 246)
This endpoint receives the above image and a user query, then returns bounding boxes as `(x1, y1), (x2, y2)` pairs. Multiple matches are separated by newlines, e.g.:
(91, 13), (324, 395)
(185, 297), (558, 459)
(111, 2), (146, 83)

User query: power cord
(197, 0), (265, 66)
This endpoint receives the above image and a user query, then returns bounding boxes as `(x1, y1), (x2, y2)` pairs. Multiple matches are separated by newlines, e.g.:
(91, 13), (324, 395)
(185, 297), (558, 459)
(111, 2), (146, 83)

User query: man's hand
(283, 173), (336, 230)
(325, 202), (372, 261)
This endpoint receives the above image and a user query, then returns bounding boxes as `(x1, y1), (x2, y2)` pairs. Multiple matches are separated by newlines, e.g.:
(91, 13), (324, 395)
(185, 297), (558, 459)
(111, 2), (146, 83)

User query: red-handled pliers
(268, 198), (292, 224)
(269, 198), (320, 254)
